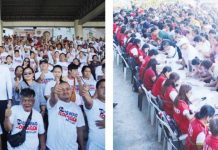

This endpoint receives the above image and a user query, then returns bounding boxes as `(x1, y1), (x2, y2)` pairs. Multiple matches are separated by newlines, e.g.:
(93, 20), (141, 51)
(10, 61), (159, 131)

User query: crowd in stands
(114, 3), (218, 150)
(0, 34), (105, 150)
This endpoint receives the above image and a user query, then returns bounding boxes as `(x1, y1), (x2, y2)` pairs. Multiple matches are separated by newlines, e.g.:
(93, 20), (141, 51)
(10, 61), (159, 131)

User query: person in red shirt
(186, 105), (215, 150)
(139, 49), (158, 81)
(118, 26), (126, 46)
(136, 43), (149, 65)
(203, 116), (218, 150)
(128, 39), (141, 57)
(173, 84), (194, 134)
(152, 66), (172, 97)
(143, 59), (158, 91)
(161, 72), (180, 117)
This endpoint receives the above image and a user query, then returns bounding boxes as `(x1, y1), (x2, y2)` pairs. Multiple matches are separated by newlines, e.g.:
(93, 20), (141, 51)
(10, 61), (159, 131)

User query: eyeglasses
(23, 72), (33, 76)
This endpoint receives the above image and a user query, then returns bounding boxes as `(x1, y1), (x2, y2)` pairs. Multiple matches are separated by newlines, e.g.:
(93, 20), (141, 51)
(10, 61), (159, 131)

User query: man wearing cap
(35, 59), (54, 93)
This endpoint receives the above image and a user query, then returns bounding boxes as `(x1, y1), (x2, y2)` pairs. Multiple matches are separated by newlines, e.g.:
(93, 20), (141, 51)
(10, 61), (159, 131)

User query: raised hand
(40, 72), (45, 81)
(5, 100), (12, 118)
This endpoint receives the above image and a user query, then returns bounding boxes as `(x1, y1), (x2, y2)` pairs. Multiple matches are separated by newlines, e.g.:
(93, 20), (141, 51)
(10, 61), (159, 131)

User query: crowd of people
(114, 3), (218, 150)
(0, 34), (105, 150)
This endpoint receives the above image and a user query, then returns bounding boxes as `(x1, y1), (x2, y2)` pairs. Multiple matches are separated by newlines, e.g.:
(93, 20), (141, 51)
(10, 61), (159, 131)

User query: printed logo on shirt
(58, 107), (78, 124)
(16, 119), (38, 133)
(41, 78), (54, 84)
(14, 59), (22, 64)
(9, 67), (15, 72)
(99, 108), (105, 119)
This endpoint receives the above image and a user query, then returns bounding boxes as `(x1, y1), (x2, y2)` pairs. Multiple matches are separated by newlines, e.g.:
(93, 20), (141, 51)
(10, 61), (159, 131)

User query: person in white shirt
(0, 64), (13, 149)
(80, 66), (96, 96)
(5, 55), (16, 79)
(35, 59), (54, 93)
(55, 53), (69, 77)
(47, 81), (85, 150)
(81, 79), (105, 150)
(0, 46), (9, 64)
(44, 65), (64, 100)
(13, 50), (23, 67)
(4, 88), (46, 150)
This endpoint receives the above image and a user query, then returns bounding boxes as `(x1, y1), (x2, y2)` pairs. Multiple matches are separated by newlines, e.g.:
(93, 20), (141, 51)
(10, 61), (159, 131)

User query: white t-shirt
(13, 57), (23, 67)
(35, 71), (54, 86)
(95, 66), (104, 80)
(35, 71), (54, 94)
(22, 51), (30, 59)
(85, 99), (105, 149)
(0, 65), (13, 100)
(82, 78), (97, 96)
(7, 64), (16, 79)
(0, 52), (9, 64)
(46, 100), (85, 150)
(8, 105), (45, 150)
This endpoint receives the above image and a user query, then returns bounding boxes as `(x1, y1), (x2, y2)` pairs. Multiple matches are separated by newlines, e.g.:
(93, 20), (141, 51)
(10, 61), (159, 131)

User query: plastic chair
(156, 113), (187, 150)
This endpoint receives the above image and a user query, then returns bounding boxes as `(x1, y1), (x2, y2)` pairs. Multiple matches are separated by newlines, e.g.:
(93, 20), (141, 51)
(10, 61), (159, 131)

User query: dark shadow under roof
(1, 0), (105, 21)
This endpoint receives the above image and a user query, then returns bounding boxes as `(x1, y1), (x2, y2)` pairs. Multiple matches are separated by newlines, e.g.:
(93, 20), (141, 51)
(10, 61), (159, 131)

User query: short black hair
(148, 49), (158, 56)
(68, 63), (79, 71)
(52, 65), (63, 72)
(96, 79), (105, 89)
(20, 88), (35, 98)
(82, 65), (91, 74)
(14, 50), (19, 53)
(191, 57), (201, 66)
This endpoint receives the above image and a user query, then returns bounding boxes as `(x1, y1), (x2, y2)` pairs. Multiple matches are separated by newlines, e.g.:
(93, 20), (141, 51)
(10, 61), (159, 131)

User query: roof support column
(74, 20), (83, 38)
(0, 21), (3, 46)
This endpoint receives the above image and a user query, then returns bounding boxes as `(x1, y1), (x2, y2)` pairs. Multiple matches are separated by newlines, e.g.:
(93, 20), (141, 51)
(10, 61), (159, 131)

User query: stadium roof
(1, 0), (105, 21)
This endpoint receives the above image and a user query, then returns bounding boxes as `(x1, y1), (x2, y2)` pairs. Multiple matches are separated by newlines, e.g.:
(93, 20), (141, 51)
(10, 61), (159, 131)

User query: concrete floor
(113, 62), (162, 150)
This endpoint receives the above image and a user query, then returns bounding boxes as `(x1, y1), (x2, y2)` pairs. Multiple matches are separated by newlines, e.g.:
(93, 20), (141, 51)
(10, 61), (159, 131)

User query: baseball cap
(39, 59), (48, 64)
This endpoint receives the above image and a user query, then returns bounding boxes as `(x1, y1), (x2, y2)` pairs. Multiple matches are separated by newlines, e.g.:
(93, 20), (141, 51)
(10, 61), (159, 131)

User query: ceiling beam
(2, 21), (105, 27)
(79, 1), (105, 25)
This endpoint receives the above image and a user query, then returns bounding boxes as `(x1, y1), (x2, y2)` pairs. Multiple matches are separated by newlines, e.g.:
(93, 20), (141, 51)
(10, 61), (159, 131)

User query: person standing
(0, 64), (12, 149)
(4, 88), (46, 150)
(46, 81), (85, 150)
(81, 79), (105, 150)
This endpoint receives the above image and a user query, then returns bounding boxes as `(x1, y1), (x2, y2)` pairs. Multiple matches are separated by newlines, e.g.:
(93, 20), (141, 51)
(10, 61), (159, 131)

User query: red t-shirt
(136, 49), (147, 65)
(143, 68), (156, 91)
(116, 31), (122, 44)
(203, 135), (218, 150)
(120, 34), (127, 47)
(152, 75), (166, 97)
(161, 85), (175, 117)
(186, 118), (209, 150)
(126, 42), (133, 54)
(139, 56), (151, 80)
(113, 23), (117, 34)
(173, 100), (190, 134)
